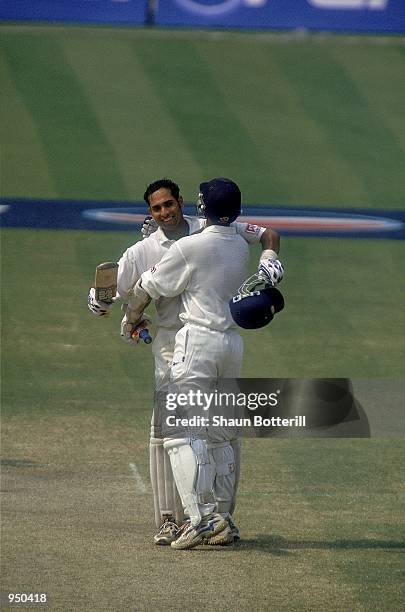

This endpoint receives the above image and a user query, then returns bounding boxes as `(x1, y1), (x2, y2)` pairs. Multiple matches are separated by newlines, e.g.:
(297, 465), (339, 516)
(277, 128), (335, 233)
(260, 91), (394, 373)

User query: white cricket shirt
(141, 225), (250, 332)
(118, 216), (263, 329)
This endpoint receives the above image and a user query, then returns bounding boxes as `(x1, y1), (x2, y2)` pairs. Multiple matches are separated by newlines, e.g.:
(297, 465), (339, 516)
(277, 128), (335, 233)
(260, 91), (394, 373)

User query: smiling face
(147, 187), (184, 231)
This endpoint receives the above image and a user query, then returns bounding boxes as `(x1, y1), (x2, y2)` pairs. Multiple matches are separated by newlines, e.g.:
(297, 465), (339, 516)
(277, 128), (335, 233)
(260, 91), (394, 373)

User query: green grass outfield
(1, 25), (405, 611)
(2, 25), (405, 206)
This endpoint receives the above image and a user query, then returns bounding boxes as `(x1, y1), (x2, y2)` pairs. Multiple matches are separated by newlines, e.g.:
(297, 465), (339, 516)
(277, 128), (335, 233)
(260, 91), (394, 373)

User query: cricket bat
(94, 262), (118, 303)
(94, 261), (152, 344)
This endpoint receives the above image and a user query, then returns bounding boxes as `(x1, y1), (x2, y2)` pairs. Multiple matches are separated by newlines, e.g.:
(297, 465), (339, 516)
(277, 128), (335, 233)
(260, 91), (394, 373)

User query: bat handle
(139, 328), (152, 344)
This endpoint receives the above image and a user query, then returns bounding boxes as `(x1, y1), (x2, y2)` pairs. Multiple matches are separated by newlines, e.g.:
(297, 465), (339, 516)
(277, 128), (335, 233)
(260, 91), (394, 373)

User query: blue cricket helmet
(229, 274), (285, 329)
(197, 178), (241, 224)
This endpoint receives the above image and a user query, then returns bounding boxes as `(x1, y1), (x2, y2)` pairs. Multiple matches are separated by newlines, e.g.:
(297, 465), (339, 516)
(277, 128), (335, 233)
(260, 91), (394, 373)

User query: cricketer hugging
(88, 177), (284, 549)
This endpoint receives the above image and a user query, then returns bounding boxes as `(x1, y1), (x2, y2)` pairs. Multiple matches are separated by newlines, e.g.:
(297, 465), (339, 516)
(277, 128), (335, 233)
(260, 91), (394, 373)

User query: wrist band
(260, 249), (278, 261)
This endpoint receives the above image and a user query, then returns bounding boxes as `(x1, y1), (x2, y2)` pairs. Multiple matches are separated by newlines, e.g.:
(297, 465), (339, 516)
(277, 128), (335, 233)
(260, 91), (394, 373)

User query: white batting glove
(258, 250), (284, 285)
(87, 287), (114, 316)
(120, 314), (152, 345)
(141, 215), (158, 239)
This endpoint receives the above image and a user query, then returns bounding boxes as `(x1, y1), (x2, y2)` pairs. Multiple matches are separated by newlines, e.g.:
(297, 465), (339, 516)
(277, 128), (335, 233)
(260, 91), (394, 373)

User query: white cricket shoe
(207, 517), (240, 546)
(170, 513), (227, 550)
(154, 519), (180, 546)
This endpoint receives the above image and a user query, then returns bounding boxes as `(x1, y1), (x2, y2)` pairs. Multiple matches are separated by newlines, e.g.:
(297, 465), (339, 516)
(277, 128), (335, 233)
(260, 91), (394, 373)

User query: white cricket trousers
(162, 323), (244, 442)
(170, 323), (244, 382)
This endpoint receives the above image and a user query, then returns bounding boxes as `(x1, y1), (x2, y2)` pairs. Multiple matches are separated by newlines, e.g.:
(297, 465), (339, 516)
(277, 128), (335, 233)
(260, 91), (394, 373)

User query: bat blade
(94, 262), (118, 303)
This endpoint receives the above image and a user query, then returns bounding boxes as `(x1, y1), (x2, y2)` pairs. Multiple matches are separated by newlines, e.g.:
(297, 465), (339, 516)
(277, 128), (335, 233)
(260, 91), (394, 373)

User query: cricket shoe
(206, 517), (240, 546)
(170, 513), (227, 550)
(153, 518), (180, 546)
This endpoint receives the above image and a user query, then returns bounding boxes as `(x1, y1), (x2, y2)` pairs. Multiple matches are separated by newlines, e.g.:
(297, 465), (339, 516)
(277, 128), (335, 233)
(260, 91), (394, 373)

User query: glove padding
(258, 259), (284, 285)
(88, 287), (114, 316)
(120, 313), (151, 345)
(141, 215), (158, 239)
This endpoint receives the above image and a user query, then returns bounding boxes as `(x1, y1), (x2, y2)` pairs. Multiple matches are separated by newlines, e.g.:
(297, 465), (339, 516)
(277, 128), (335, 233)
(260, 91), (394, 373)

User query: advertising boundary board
(1, 0), (404, 33)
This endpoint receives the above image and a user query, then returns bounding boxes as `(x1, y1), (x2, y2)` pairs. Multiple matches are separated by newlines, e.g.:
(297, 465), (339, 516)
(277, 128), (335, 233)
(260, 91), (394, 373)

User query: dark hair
(143, 178), (180, 205)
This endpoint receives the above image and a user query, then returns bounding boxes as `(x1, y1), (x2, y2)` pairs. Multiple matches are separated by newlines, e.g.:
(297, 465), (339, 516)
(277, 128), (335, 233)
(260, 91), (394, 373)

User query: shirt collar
(202, 224), (237, 235)
(155, 218), (194, 245)
(155, 226), (175, 246)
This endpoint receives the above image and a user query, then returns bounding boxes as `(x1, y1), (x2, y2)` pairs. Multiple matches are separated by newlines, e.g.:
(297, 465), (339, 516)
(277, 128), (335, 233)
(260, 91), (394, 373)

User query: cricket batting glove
(120, 313), (152, 345)
(87, 287), (114, 316)
(258, 250), (284, 285)
(141, 215), (158, 239)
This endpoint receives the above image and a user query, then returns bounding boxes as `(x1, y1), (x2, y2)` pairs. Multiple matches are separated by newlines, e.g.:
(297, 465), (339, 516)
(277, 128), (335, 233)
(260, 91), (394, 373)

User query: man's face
(148, 188), (184, 231)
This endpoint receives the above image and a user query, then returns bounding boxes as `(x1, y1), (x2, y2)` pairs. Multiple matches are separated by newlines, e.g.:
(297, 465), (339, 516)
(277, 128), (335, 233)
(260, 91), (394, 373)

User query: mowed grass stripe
(63, 36), (201, 200)
(1, 228), (154, 418)
(271, 43), (405, 209)
(1, 34), (126, 200)
(133, 39), (274, 200)
(0, 53), (57, 199)
(275, 439), (405, 610)
(1, 228), (92, 413)
(197, 40), (368, 208)
(241, 238), (405, 379)
(238, 439), (366, 610)
(332, 45), (405, 159)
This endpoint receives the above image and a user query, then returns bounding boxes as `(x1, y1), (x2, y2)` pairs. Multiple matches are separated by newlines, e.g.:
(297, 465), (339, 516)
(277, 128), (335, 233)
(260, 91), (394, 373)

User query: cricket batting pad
(207, 440), (239, 516)
(150, 437), (184, 528)
(164, 437), (215, 528)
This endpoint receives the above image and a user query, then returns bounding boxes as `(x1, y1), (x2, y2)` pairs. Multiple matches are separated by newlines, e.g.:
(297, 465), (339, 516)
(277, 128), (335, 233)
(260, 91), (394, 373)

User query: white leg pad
(164, 438), (214, 527)
(150, 437), (184, 528)
(205, 439), (241, 516)
(190, 437), (215, 505)
(207, 441), (236, 516)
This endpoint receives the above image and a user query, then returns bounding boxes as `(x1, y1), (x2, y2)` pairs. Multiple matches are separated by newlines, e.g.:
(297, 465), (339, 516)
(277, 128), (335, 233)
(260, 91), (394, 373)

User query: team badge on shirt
(245, 224), (260, 234)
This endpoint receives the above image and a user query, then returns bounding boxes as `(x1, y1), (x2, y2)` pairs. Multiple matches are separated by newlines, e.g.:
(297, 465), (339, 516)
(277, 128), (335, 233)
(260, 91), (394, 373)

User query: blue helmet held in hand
(229, 273), (285, 329)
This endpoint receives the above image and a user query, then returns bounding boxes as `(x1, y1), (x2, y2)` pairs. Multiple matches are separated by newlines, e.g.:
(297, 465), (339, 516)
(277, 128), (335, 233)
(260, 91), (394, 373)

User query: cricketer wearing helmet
(125, 178), (283, 549)
(88, 178), (284, 546)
